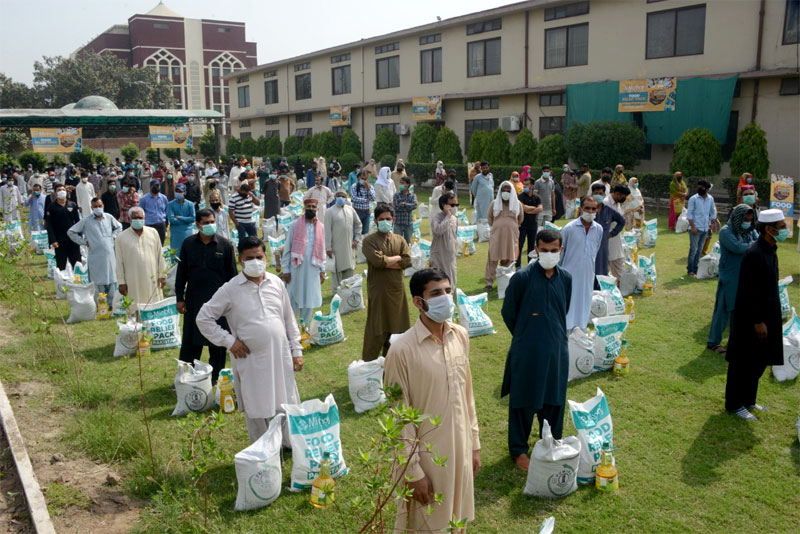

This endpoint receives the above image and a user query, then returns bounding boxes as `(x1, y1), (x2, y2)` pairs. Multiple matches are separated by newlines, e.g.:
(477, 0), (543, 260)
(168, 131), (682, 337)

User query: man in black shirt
(45, 183), (81, 269)
(175, 208), (238, 384)
(100, 178), (120, 220)
(516, 177), (543, 268)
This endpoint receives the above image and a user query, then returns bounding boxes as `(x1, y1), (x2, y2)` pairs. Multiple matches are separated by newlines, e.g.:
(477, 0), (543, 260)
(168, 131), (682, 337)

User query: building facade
(225, 0), (799, 176)
(75, 2), (257, 133)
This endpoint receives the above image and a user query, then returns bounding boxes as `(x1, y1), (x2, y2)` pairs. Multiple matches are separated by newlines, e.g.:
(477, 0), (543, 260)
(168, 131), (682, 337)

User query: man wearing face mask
(501, 229), (571, 470)
(100, 179), (120, 220)
(280, 198), (326, 325)
(24, 183), (46, 232)
(167, 183), (196, 253)
(197, 236), (302, 444)
(45, 184), (81, 270)
(559, 196), (603, 331)
(175, 209), (238, 385)
(533, 164), (556, 229)
(361, 203), (412, 361)
(115, 207), (166, 311)
(75, 172), (95, 218)
(724, 209), (788, 420)
(591, 167), (612, 198)
(686, 179), (719, 278)
(161, 170), (177, 201)
(384, 268), (480, 533)
(324, 191), (362, 291)
(184, 172), (202, 204)
(303, 175), (335, 226)
(430, 192), (460, 296)
(138, 179), (169, 245)
(392, 177), (418, 245)
(67, 197), (122, 307)
(116, 179), (139, 230)
(516, 177), (543, 268)
(596, 184), (628, 278)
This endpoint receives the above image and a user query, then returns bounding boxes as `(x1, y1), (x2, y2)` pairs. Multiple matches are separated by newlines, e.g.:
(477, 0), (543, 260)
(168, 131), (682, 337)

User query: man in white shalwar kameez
(75, 174), (95, 218)
(281, 197), (325, 325)
(559, 196), (603, 332)
(196, 236), (302, 444)
(323, 190), (362, 291)
(115, 207), (166, 311)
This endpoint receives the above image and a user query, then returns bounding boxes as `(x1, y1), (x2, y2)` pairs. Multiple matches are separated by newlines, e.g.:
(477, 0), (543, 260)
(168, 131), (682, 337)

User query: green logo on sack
(356, 378), (382, 402)
(788, 353), (800, 371)
(547, 464), (576, 496)
(248, 465), (281, 502)
(185, 387), (208, 412)
(575, 354), (593, 375)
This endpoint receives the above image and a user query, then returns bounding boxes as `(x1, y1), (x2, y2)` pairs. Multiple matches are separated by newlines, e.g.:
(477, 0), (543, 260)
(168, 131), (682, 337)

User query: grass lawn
(1, 192), (799, 533)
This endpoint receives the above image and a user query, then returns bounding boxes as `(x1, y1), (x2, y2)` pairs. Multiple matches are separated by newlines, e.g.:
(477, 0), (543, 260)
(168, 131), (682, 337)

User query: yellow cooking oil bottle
(595, 442), (619, 492)
(309, 452), (335, 508)
(218, 371), (236, 414)
(642, 274), (654, 296)
(613, 339), (630, 376)
(137, 328), (151, 357)
(624, 296), (635, 324)
(96, 292), (111, 319)
(462, 240), (471, 257)
(299, 318), (312, 349)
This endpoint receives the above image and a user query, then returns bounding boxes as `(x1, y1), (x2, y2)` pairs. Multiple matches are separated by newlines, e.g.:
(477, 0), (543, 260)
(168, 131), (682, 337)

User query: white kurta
(280, 221), (324, 312)
(196, 272), (301, 419)
(114, 227), (166, 310)
(604, 197), (625, 261)
(75, 182), (95, 218)
(304, 185), (335, 225)
(324, 204), (362, 272)
(559, 218), (603, 331)
(374, 180), (396, 204)
(67, 213), (122, 285)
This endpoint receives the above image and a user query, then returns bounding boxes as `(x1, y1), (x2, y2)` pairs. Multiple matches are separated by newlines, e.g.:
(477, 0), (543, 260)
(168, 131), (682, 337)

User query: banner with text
(30, 127), (82, 153)
(149, 125), (193, 149)
(329, 105), (351, 126)
(770, 173), (795, 238)
(412, 96), (442, 121)
(618, 78), (677, 112)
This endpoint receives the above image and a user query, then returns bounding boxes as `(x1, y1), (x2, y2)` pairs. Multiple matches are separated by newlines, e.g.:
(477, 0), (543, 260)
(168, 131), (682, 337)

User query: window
(420, 33), (441, 45)
(465, 97), (499, 110)
(237, 86), (250, 108)
(544, 1), (590, 21)
(265, 130), (280, 138)
(263, 70), (277, 78)
(213, 104), (221, 113)
(467, 38), (501, 77)
(159, 65), (169, 77)
(207, 51), (244, 118)
(331, 53), (351, 64)
(239, 132), (252, 140)
(646, 5), (706, 59)
(295, 73), (311, 100)
(294, 62), (310, 72)
(539, 116), (566, 138)
(153, 22), (169, 29)
(375, 42), (400, 54)
(375, 105), (400, 116)
(332, 126), (350, 137)
(332, 65), (351, 95)
(377, 56), (400, 89)
(785, 0), (800, 44)
(376, 123), (400, 135)
(264, 80), (278, 104)
(236, 75), (249, 83)
(540, 92), (565, 106)
(545, 23), (588, 68)
(172, 66), (181, 76)
(295, 128), (312, 142)
(780, 77), (800, 95)
(239, 120), (251, 127)
(467, 18), (502, 35)
(295, 112), (312, 122)
(722, 111), (739, 161)
(421, 48), (442, 83)
(265, 116), (280, 125)
(733, 80), (741, 98)
(218, 27), (231, 33)
(465, 118), (498, 147)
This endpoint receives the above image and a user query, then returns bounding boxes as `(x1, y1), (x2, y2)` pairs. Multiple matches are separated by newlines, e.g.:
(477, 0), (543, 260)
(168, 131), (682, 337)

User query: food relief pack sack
(779, 276), (793, 319)
(636, 253), (657, 293)
(138, 297), (182, 350)
(773, 307), (800, 382)
(347, 357), (386, 413)
(171, 359), (214, 416)
(114, 318), (143, 357)
(456, 289), (495, 337)
(309, 295), (345, 346)
(568, 387), (613, 484)
(336, 274), (364, 315)
(596, 275), (626, 316)
(44, 248), (57, 279)
(568, 328), (595, 382)
(66, 282), (97, 324)
(283, 394), (348, 491)
(591, 315), (630, 372)
(642, 218), (658, 248)
(234, 414), (284, 511)
(524, 419), (580, 498)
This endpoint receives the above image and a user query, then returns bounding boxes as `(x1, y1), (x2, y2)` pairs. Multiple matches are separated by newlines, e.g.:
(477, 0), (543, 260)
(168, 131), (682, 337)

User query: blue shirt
(346, 171), (359, 193)
(138, 192), (168, 225)
(686, 193), (717, 232)
(25, 193), (46, 229)
(306, 169), (316, 188)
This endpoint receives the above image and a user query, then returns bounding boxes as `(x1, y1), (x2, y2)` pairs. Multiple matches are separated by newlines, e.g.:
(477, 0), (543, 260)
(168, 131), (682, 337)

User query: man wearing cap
(167, 183), (196, 253)
(230, 158), (246, 190)
(724, 209), (788, 420)
(116, 207), (166, 311)
(138, 179), (169, 244)
(281, 197), (326, 325)
(304, 177), (335, 226)
(116, 179), (139, 230)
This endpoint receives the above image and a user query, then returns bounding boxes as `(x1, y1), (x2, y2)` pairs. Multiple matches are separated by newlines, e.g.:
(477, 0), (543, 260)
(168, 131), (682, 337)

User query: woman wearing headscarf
(519, 165), (532, 183)
(435, 161), (446, 186)
(740, 185), (759, 216)
(374, 166), (396, 205)
(362, 158), (379, 182)
(391, 159), (407, 189)
(510, 171), (523, 194)
(610, 164), (627, 187)
(736, 173), (754, 204)
(484, 181), (524, 291)
(316, 157), (328, 179)
(668, 171), (688, 230)
(707, 204), (758, 354)
(623, 176), (645, 229)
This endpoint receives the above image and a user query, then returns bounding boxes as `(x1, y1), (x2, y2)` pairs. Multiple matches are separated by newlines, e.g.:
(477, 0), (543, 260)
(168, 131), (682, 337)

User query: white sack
(336, 274), (364, 315)
(171, 359), (214, 416)
(523, 420), (580, 498)
(568, 328), (595, 382)
(568, 387), (613, 484)
(66, 282), (97, 324)
(347, 357), (386, 413)
(234, 414), (283, 510)
(309, 295), (345, 346)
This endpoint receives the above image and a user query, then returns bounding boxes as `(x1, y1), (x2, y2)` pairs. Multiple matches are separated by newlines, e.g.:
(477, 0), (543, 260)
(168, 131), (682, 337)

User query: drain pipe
(751, 0), (765, 123)
(523, 10), (530, 129)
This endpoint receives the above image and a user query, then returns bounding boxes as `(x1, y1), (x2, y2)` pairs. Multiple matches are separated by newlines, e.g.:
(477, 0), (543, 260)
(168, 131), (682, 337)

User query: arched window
(144, 48), (185, 109)
(208, 52), (244, 133)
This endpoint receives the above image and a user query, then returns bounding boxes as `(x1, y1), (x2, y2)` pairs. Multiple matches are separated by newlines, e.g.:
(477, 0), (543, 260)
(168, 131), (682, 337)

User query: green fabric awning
(566, 81), (633, 127)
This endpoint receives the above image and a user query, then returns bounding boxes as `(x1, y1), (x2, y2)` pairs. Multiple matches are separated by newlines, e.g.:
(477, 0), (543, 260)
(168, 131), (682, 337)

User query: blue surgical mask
(742, 195), (755, 205)
(175, 193), (184, 200)
(776, 228), (790, 242)
(399, 185), (406, 192)
(593, 194), (604, 204)
(131, 219), (145, 230)
(421, 294), (455, 323)
(201, 223), (217, 236)
(377, 220), (393, 233)
(92, 207), (103, 217)
(335, 197), (346, 207)
(34, 190), (41, 197)
(122, 186), (129, 193)
(188, 177), (195, 182)
(523, 187), (530, 194)
(741, 222), (751, 230)
(543, 172), (551, 179)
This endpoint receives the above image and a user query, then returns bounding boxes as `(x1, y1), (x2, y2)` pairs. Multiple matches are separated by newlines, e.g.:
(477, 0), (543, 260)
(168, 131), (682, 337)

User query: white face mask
(581, 211), (596, 223)
(501, 191), (511, 201)
(56, 190), (67, 199)
(421, 294), (455, 323)
(538, 251), (560, 270)
(242, 258), (266, 277)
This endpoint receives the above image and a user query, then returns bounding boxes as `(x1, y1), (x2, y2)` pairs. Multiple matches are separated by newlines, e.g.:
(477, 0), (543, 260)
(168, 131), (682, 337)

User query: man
(561, 166), (578, 218)
(559, 196), (603, 332)
(116, 179), (139, 230)
(430, 173), (457, 216)
(262, 171), (281, 233)
(185, 172), (202, 204)
(45, 184), (81, 270)
(24, 183), (46, 232)
(304, 177), (335, 226)
(75, 172), (95, 217)
(361, 203), (412, 361)
(27, 171), (44, 192)
(0, 174), (23, 224)
(592, 183), (627, 277)
(724, 209), (788, 420)
(167, 183), (196, 253)
(176, 209), (238, 385)
(392, 176), (418, 245)
(516, 177), (543, 267)
(67, 197), (122, 305)
(430, 192), (459, 294)
(278, 168), (296, 207)
(350, 171), (375, 235)
(533, 164), (556, 228)
(306, 160), (318, 189)
(229, 158), (245, 190)
(87, 167), (101, 194)
(115, 207), (166, 311)
(281, 198), (326, 325)
(101, 178), (120, 220)
(140, 162), (153, 183)
(138, 179), (169, 244)
(329, 156), (341, 177)
(230, 182), (260, 238)
(685, 179), (719, 277)
(469, 161), (493, 220)
(591, 167), (612, 198)
(385, 268), (480, 533)
(502, 229), (571, 470)
(345, 163), (361, 193)
(324, 191), (362, 291)
(197, 236), (303, 444)
(605, 185), (630, 279)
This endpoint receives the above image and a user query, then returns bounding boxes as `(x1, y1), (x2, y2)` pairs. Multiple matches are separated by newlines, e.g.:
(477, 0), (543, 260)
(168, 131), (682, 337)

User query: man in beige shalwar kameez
(115, 206), (166, 311)
(430, 191), (459, 294)
(385, 268), (480, 534)
(324, 190), (362, 291)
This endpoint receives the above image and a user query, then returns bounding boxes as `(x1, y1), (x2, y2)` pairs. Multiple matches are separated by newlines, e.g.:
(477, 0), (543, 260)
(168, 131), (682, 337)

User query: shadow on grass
(677, 350), (727, 383)
(680, 411), (761, 486)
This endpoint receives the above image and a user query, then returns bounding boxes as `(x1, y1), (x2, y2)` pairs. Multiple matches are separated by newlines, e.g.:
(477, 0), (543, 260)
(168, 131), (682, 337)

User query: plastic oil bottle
(614, 339), (630, 376)
(642, 274), (654, 296)
(595, 442), (619, 492)
(96, 292), (111, 319)
(218, 371), (236, 413)
(624, 296), (636, 324)
(299, 318), (312, 349)
(137, 329), (151, 357)
(309, 452), (335, 508)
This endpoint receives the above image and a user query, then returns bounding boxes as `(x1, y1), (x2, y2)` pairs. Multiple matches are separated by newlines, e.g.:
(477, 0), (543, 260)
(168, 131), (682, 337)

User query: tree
(670, 128), (723, 177)
(407, 123), (437, 163)
(283, 136), (299, 156)
(536, 134), (568, 169)
(17, 151), (48, 171)
(729, 122), (769, 181)
(240, 137), (258, 159)
(0, 74), (39, 108)
(196, 130), (218, 159)
(50, 154), (67, 167)
(302, 133), (320, 153)
(183, 147), (198, 156)
(564, 121), (645, 169)
(120, 142), (140, 163)
(337, 153), (361, 176)
(0, 129), (29, 155)
(481, 128), (511, 165)
(255, 135), (269, 157)
(340, 129), (362, 157)
(266, 136), (282, 155)
(509, 128), (537, 165)
(69, 147), (107, 168)
(317, 131), (340, 157)
(467, 130), (489, 162)
(372, 128), (399, 160)
(433, 127), (463, 165)
(225, 137), (241, 156)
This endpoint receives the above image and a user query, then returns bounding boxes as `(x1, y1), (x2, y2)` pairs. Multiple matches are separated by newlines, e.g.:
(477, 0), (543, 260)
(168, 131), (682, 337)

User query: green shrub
(17, 150), (48, 171)
(283, 135), (300, 156)
(120, 142), (140, 162)
(380, 154), (396, 171)
(670, 127), (722, 177)
(163, 148), (180, 160)
(225, 136), (241, 156)
(372, 128), (399, 160)
(565, 121), (645, 169)
(255, 135), (269, 157)
(433, 127), (463, 165)
(509, 128), (537, 165)
(407, 123), (437, 163)
(69, 147), (96, 168)
(93, 151), (110, 167)
(50, 154), (67, 167)
(337, 153), (361, 176)
(266, 135), (282, 156)
(183, 147), (197, 156)
(0, 154), (18, 169)
(301, 133), (318, 153)
(729, 122), (769, 181)
(467, 130), (489, 162)
(340, 129), (362, 158)
(481, 128), (511, 165)
(240, 137), (258, 160)
(317, 131), (340, 158)
(535, 134), (568, 169)
(195, 130), (218, 159)
(145, 147), (159, 164)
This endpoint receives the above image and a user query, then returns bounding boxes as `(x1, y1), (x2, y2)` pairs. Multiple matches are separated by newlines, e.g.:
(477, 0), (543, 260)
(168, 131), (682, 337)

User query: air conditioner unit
(500, 116), (521, 132)
(397, 124), (411, 136)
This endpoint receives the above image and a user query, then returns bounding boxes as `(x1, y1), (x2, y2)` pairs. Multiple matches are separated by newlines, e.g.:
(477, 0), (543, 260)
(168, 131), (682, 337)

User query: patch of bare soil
(0, 428), (34, 534)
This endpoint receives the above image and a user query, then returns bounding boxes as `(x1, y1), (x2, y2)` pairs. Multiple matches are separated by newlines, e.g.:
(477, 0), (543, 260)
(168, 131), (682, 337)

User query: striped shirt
(230, 192), (255, 223)
(350, 183), (375, 212)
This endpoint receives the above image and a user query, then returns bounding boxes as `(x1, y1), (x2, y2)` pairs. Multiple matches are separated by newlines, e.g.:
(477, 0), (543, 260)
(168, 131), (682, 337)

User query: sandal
(709, 345), (726, 355)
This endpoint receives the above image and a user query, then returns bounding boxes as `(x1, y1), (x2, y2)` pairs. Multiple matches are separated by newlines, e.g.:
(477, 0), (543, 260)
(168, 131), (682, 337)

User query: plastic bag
(591, 315), (630, 372)
(568, 328), (595, 381)
(31, 230), (48, 252)
(497, 264), (516, 300)
(622, 230), (639, 250)
(44, 248), (56, 280)
(54, 264), (73, 300)
(139, 297), (182, 350)
(642, 218), (658, 248)
(357, 240), (366, 264)
(675, 208), (689, 233)
(418, 239), (431, 258)
(456, 289), (495, 337)
(618, 261), (639, 297)
(336, 274), (364, 315)
(234, 414), (283, 510)
(539, 517), (555, 534)
(309, 295), (345, 346)
(404, 243), (427, 277)
(773, 307), (800, 382)
(697, 254), (719, 279)
(290, 191), (304, 205)
(456, 225), (477, 258)
(268, 234), (287, 267)
(111, 289), (127, 317)
(172, 359), (214, 416)
(114, 319), (142, 357)
(596, 275), (626, 316)
(282, 393), (348, 491)
(457, 208), (469, 226)
(568, 387), (613, 484)
(470, 210), (478, 225)
(412, 219), (421, 240)
(523, 420), (580, 498)
(544, 221), (562, 232)
(477, 219), (491, 242)
(347, 358), (386, 413)
(66, 282), (97, 324)
(419, 203), (429, 219)
(779, 276), (793, 319)
(636, 254), (657, 293)
(262, 220), (282, 240)
(164, 263), (178, 297)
